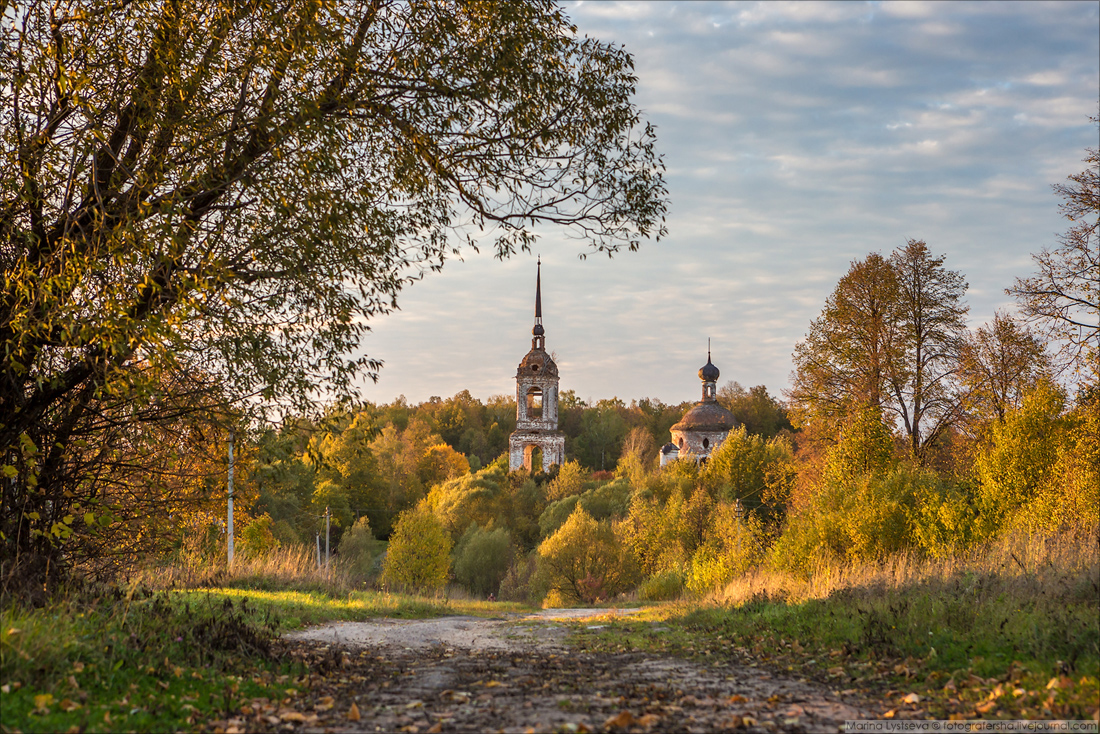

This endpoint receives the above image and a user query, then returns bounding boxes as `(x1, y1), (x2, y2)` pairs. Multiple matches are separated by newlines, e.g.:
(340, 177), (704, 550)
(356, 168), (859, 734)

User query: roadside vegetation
(2, 1), (1096, 726)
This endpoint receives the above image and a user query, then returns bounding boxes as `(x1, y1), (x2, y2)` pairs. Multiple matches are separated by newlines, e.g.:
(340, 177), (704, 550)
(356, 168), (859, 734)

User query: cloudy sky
(356, 0), (1099, 408)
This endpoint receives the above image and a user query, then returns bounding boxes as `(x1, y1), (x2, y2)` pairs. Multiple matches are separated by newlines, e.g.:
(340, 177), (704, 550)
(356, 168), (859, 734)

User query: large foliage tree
(0, 0), (667, 588)
(789, 252), (903, 426)
(790, 241), (968, 462)
(1009, 118), (1098, 383)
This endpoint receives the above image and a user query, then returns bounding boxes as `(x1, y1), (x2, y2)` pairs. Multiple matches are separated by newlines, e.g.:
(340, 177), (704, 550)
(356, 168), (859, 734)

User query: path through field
(233, 609), (881, 733)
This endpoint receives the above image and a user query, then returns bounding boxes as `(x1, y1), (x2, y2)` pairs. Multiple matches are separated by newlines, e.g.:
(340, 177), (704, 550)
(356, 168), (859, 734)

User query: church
(507, 263), (736, 471)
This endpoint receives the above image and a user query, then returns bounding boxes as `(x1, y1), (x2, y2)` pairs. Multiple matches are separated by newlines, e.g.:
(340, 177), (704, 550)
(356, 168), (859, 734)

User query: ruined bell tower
(508, 259), (566, 472)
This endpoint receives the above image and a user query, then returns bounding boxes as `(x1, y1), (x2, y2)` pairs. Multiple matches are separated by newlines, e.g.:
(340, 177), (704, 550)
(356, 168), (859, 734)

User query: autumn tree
(789, 253), (903, 426)
(1009, 117), (1099, 383)
(958, 311), (1052, 427)
(717, 382), (792, 438)
(887, 240), (969, 460)
(0, 0), (666, 588)
(790, 241), (968, 462)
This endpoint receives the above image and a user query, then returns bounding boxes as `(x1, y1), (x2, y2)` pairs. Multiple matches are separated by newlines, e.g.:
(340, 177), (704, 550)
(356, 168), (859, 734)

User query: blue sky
(356, 0), (1099, 407)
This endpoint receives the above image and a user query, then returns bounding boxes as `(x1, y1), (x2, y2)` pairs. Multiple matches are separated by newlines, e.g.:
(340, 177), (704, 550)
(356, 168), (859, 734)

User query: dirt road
(240, 609), (878, 733)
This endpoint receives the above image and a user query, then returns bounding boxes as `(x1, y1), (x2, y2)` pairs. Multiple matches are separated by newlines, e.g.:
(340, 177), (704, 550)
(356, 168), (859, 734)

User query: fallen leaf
(883, 710), (896, 719)
(59, 699), (81, 712)
(427, 724), (443, 734)
(605, 711), (636, 729)
(728, 694), (747, 704)
(315, 696), (335, 712)
(637, 714), (661, 727)
(976, 701), (997, 714)
(902, 693), (921, 704)
(485, 680), (504, 688)
(33, 693), (54, 712)
(280, 710), (307, 722)
(72, 661), (84, 673)
(405, 699), (424, 709)
(347, 702), (361, 721)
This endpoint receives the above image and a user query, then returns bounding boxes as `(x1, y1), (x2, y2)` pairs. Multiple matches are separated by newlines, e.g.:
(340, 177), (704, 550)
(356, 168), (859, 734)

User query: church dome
(518, 348), (558, 377)
(671, 402), (735, 433)
(699, 357), (720, 382)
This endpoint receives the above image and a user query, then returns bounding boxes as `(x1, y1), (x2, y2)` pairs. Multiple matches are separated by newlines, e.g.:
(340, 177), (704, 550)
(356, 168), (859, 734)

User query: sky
(355, 0), (1099, 408)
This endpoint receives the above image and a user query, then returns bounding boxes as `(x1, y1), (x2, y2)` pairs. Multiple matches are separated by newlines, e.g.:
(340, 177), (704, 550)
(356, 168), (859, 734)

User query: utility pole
(315, 533), (321, 569)
(325, 506), (331, 573)
(227, 431), (235, 569)
(734, 498), (744, 562)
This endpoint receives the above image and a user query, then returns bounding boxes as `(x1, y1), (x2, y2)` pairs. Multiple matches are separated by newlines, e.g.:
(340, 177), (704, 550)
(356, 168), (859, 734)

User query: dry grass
(714, 526), (1100, 606)
(130, 544), (359, 595)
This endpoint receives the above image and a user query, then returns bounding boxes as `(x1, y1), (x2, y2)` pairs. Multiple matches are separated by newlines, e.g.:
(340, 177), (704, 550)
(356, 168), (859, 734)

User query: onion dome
(699, 357), (720, 382)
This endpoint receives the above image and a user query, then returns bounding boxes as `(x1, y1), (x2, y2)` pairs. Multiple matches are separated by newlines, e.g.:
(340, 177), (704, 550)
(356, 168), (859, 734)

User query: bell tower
(508, 260), (566, 472)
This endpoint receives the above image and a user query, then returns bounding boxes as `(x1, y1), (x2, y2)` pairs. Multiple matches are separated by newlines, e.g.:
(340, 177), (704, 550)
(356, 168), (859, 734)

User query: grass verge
(1, 583), (529, 733)
(570, 532), (1100, 721)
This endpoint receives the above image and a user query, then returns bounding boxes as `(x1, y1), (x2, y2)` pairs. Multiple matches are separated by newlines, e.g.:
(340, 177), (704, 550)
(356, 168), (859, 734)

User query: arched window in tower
(527, 387), (543, 420)
(703, 437), (710, 449)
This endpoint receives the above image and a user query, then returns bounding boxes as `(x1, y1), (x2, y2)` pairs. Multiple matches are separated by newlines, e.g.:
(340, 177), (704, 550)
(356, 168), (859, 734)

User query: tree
(887, 240), (969, 460)
(958, 311), (1051, 427)
(0, 0), (667, 588)
(717, 382), (792, 438)
(381, 508), (452, 593)
(1009, 118), (1099, 383)
(790, 241), (968, 462)
(789, 253), (903, 426)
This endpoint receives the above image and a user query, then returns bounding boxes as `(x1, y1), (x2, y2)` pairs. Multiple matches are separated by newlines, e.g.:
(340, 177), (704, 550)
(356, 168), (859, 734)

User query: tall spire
(532, 257), (545, 349)
(535, 257), (542, 320)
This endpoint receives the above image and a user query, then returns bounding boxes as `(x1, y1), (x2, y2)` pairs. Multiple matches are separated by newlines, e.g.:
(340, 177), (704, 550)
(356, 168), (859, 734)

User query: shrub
(339, 516), (383, 580)
(239, 514), (280, 558)
(498, 552), (541, 604)
(381, 509), (452, 592)
(453, 524), (513, 596)
(637, 568), (684, 601)
(686, 503), (766, 595)
(537, 507), (638, 605)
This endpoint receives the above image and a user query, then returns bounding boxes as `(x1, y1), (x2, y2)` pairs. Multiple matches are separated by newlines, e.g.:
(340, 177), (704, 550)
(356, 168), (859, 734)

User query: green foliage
(239, 514), (280, 559)
(453, 525), (513, 597)
(772, 466), (976, 575)
(973, 381), (1068, 537)
(338, 517), (383, 580)
(976, 384), (1100, 536)
(381, 510), (453, 593)
(686, 504), (767, 596)
(537, 507), (639, 605)
(717, 382), (793, 438)
(538, 477), (632, 538)
(637, 569), (685, 602)
(547, 460), (587, 500)
(701, 427), (797, 529)
(822, 407), (897, 484)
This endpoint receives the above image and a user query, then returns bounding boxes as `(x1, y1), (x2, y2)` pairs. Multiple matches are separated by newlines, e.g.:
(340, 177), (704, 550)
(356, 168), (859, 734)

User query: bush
(381, 509), (452, 592)
(537, 507), (638, 605)
(637, 568), (684, 601)
(686, 502), (767, 595)
(239, 514), (280, 558)
(498, 552), (541, 604)
(453, 524), (513, 596)
(339, 516), (383, 580)
(538, 478), (631, 538)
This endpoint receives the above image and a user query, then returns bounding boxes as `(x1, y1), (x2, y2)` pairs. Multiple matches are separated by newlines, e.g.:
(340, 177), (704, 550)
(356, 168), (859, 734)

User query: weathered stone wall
(509, 431), (566, 471)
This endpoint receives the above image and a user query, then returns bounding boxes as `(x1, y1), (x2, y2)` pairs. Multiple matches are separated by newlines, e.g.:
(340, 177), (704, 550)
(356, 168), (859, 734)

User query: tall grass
(131, 543), (360, 595)
(713, 527), (1099, 606)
